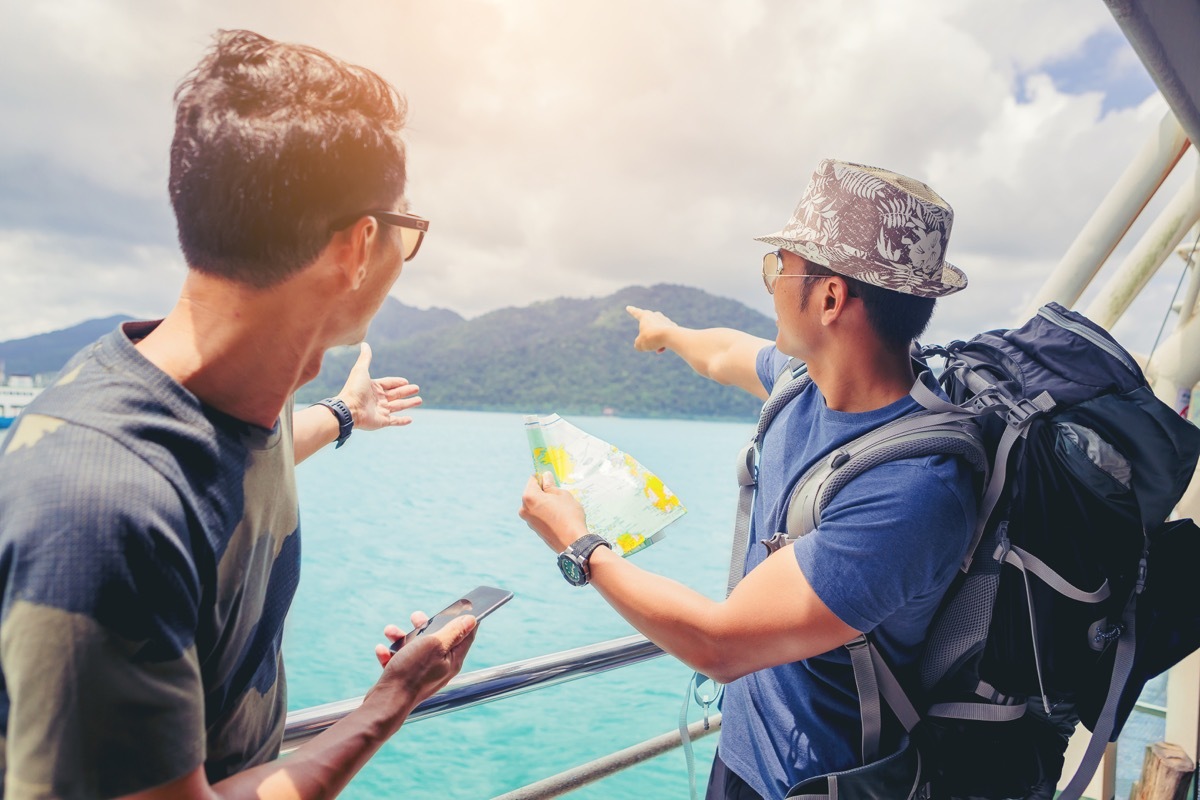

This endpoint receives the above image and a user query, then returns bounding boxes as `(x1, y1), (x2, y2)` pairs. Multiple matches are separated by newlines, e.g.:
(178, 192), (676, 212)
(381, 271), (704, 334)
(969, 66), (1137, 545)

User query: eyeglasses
(761, 250), (827, 295)
(330, 210), (429, 262)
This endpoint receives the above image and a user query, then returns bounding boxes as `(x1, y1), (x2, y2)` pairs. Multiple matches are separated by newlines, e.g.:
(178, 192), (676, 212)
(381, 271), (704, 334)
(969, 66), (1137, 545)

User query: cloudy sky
(1, 0), (1194, 351)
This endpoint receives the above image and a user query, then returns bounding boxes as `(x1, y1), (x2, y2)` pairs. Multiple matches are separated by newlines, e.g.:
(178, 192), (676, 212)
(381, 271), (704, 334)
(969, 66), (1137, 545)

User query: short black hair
(799, 260), (936, 346)
(169, 30), (408, 287)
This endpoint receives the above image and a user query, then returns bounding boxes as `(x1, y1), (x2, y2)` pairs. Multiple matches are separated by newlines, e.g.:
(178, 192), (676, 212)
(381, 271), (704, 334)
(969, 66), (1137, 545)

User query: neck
(807, 338), (915, 413)
(136, 271), (335, 428)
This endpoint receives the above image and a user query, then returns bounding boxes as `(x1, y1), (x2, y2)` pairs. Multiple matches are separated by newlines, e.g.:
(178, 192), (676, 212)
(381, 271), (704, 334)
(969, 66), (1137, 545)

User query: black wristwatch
(315, 397), (354, 448)
(557, 533), (612, 587)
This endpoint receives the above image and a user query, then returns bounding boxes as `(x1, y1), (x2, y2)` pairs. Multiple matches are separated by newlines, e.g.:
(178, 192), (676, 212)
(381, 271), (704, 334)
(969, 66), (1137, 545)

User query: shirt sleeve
(792, 457), (975, 634)
(0, 426), (206, 798)
(756, 345), (790, 394)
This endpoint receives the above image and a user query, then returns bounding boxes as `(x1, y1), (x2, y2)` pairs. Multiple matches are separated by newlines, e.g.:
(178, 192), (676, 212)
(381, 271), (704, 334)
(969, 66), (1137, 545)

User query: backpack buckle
(760, 532), (789, 554)
(1003, 391), (1056, 428)
(1004, 397), (1042, 428)
(965, 387), (1005, 414)
(992, 521), (1012, 564)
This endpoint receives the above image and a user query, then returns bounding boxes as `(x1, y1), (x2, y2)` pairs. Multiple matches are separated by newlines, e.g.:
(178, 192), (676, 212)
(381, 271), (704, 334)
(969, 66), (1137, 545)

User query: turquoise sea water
(287, 408), (1168, 799)
(289, 409), (747, 798)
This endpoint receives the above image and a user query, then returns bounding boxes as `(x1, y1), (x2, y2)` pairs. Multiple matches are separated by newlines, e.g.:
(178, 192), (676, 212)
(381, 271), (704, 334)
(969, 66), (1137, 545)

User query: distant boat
(0, 374), (42, 429)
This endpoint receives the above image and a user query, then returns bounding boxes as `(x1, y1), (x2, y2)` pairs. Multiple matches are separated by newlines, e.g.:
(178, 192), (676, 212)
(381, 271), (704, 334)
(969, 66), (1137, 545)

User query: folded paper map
(524, 414), (686, 556)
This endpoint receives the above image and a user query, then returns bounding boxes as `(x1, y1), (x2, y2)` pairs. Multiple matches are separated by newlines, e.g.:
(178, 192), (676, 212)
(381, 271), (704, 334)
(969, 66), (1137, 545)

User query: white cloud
(0, 230), (182, 340)
(0, 0), (1182, 349)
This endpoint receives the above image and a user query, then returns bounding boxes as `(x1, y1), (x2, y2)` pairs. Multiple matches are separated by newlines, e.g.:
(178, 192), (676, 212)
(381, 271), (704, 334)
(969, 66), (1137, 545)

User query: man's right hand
(626, 305), (679, 353)
(367, 613), (477, 733)
(625, 305), (772, 399)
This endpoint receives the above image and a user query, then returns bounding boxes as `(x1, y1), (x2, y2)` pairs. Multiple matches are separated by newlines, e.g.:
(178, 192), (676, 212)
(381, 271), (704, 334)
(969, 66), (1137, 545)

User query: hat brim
(754, 232), (967, 299)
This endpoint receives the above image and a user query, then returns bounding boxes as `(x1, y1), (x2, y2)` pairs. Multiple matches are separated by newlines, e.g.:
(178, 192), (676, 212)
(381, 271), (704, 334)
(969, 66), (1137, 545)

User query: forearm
(210, 690), (413, 800)
(585, 546), (730, 679)
(293, 403), (343, 464)
(659, 326), (771, 399)
(585, 544), (859, 683)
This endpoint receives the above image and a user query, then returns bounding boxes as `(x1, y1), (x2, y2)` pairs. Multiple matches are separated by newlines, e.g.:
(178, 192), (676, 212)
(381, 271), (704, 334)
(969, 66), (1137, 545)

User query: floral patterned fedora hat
(755, 158), (968, 298)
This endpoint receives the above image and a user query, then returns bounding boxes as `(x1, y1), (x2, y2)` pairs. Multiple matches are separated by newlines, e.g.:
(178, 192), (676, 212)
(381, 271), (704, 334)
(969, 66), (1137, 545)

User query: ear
(328, 216), (379, 291)
(819, 277), (854, 326)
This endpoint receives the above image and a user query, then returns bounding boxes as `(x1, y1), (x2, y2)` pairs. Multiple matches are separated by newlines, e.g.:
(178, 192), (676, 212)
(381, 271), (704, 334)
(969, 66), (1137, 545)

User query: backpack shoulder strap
(726, 357), (809, 597)
(779, 412), (988, 545)
(769, 373), (989, 549)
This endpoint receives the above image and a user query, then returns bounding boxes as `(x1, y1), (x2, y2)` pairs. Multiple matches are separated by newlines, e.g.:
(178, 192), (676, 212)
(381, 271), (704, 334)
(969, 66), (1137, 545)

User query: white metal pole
(1022, 110), (1189, 319)
(1083, 163), (1200, 329)
(1175, 233), (1200, 325)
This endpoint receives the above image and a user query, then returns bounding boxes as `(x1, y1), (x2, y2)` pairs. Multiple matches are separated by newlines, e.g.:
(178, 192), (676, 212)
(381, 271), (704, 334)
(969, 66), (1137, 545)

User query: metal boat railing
(282, 634), (664, 754)
(283, 631), (1170, 798)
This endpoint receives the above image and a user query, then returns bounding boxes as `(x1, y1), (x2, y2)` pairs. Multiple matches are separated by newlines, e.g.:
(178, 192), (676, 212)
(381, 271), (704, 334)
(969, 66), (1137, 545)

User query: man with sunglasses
(0, 30), (474, 799)
(521, 159), (977, 799)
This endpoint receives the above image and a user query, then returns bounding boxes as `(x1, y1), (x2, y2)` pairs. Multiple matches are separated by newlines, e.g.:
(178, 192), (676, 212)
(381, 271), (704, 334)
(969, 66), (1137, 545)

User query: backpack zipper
(1037, 305), (1139, 375)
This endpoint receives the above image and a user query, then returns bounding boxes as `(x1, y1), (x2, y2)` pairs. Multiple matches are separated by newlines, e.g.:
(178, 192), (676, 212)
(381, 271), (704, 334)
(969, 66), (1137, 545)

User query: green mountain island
(1, 285), (777, 420)
(307, 284), (777, 419)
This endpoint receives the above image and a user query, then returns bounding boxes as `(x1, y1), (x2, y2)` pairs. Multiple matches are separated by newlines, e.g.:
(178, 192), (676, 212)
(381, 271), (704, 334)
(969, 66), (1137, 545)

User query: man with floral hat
(520, 159), (978, 799)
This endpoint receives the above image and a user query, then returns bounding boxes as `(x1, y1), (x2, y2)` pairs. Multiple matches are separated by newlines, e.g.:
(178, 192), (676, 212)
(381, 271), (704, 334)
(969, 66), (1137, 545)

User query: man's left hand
(520, 472), (589, 552)
(338, 342), (422, 430)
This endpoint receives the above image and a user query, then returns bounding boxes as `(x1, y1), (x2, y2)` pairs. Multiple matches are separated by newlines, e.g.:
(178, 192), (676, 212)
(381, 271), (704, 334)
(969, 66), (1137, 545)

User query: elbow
(686, 634), (752, 685)
(701, 353), (733, 387)
(701, 664), (747, 686)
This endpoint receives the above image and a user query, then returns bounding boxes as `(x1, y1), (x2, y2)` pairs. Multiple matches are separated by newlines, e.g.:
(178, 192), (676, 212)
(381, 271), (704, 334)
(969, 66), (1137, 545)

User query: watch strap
(564, 533), (612, 585)
(315, 397), (354, 448)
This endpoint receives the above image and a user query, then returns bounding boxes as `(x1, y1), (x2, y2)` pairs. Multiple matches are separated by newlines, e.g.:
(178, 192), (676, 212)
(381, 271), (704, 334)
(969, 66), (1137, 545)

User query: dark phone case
(389, 585), (512, 652)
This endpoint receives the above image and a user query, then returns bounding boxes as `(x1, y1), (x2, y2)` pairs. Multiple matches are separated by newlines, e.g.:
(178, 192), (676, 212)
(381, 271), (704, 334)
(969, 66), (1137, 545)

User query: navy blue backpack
(733, 302), (1200, 799)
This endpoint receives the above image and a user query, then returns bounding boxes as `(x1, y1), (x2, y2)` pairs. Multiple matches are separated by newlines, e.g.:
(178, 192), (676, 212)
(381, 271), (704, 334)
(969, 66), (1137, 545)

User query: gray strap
(790, 778), (839, 800)
(927, 700), (1026, 722)
(1056, 604), (1138, 800)
(926, 677), (1026, 722)
(759, 359), (809, 439)
(847, 637), (882, 763)
(806, 428), (988, 534)
(996, 539), (1113, 714)
(997, 544), (1112, 603)
(783, 413), (988, 541)
(726, 364), (811, 596)
(962, 421), (1022, 572)
(909, 373), (969, 414)
(727, 443), (758, 597)
(867, 641), (922, 732)
(1015, 544), (1052, 713)
(912, 367), (1055, 574)
(975, 679), (1022, 704)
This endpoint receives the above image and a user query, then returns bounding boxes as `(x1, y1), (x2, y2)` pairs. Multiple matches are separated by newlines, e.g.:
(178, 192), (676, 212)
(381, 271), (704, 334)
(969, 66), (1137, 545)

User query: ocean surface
(288, 408), (1168, 799)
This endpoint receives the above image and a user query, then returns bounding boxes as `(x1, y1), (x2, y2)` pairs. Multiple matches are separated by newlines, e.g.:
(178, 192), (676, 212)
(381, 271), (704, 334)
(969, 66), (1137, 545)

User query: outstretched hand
(626, 305), (679, 354)
(338, 342), (422, 431)
(520, 472), (589, 553)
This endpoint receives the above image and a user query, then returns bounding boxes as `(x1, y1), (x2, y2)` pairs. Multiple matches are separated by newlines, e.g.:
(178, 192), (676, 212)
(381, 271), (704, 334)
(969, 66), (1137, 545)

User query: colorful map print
(524, 414), (686, 556)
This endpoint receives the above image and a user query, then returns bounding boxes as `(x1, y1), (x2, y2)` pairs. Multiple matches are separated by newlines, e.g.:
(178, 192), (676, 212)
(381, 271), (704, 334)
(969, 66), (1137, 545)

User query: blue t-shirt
(718, 347), (977, 799)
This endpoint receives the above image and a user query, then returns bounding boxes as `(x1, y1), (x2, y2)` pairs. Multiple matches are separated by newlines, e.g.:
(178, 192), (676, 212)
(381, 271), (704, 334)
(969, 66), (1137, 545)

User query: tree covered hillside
(302, 284), (777, 420)
(0, 287), (779, 420)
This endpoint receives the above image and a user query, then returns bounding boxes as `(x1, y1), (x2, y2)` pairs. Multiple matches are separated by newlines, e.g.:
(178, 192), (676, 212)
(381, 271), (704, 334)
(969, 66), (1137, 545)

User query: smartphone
(389, 585), (513, 653)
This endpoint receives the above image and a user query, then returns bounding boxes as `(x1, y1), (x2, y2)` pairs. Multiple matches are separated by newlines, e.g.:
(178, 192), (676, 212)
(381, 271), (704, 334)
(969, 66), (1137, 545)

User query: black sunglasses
(330, 210), (429, 262)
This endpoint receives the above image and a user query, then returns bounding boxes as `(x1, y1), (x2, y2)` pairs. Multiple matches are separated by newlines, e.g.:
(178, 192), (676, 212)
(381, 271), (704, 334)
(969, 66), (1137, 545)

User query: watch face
(558, 553), (586, 586)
